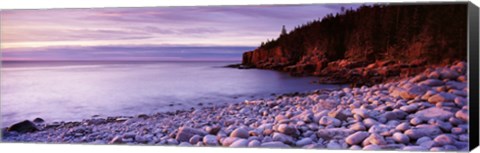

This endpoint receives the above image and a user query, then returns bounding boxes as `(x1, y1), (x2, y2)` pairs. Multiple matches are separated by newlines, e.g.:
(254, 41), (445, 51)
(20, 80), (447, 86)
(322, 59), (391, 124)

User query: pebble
(392, 132), (409, 144)
(203, 135), (218, 146)
(230, 128), (249, 139)
(229, 139), (249, 147)
(345, 131), (369, 145)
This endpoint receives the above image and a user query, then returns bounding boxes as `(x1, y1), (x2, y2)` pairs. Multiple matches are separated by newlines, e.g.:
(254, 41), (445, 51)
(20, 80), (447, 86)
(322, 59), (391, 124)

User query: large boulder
(7, 120), (39, 133)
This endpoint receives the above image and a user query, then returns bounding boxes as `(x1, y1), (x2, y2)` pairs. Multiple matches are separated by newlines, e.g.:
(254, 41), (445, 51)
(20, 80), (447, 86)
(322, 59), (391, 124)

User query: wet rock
(7, 120), (39, 133)
(345, 131), (369, 145)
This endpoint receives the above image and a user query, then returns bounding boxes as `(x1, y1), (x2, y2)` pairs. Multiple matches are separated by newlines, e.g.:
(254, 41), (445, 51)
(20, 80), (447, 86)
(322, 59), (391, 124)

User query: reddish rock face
(241, 4), (467, 86)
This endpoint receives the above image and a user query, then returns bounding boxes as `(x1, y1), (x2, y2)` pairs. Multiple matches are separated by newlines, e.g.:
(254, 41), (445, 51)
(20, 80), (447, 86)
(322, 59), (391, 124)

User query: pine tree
(280, 25), (287, 36)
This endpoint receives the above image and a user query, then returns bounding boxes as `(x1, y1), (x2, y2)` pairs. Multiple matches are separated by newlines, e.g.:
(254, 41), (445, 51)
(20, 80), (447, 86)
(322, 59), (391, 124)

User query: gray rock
(221, 137), (239, 147)
(363, 118), (378, 128)
(363, 144), (381, 150)
(364, 133), (387, 145)
(328, 109), (348, 121)
(345, 131), (369, 145)
(410, 117), (423, 125)
(428, 92), (456, 104)
(349, 122), (366, 131)
(229, 139), (249, 147)
(391, 85), (427, 100)
(319, 116), (341, 127)
(326, 141), (342, 149)
(455, 109), (468, 122)
(167, 138), (178, 145)
(451, 127), (466, 134)
(395, 122), (411, 132)
(454, 97), (467, 106)
(352, 108), (370, 119)
(416, 136), (432, 145)
(419, 140), (435, 148)
(295, 138), (313, 147)
(392, 132), (409, 144)
(175, 127), (204, 142)
(277, 124), (297, 135)
(433, 134), (454, 145)
(248, 140), (261, 147)
(415, 107), (453, 121)
(205, 125), (221, 135)
(179, 142), (192, 146)
(203, 135), (218, 146)
(405, 126), (442, 140)
(260, 141), (290, 148)
(230, 128), (249, 138)
(272, 132), (294, 144)
(189, 135), (202, 144)
(399, 104), (418, 113)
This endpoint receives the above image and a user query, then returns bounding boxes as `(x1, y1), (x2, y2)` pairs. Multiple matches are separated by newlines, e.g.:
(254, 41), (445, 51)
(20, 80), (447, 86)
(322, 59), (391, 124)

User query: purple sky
(1, 4), (360, 61)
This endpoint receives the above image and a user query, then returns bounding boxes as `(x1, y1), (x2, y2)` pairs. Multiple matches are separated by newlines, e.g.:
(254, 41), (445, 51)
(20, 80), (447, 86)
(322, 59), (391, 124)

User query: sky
(1, 4), (359, 61)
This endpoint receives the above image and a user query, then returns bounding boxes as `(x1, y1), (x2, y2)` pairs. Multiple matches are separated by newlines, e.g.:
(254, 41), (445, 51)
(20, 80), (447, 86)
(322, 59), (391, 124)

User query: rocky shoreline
(1, 61), (469, 151)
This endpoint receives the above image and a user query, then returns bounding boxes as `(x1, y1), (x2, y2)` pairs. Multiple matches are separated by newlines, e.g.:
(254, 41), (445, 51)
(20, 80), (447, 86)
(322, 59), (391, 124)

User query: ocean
(0, 61), (343, 126)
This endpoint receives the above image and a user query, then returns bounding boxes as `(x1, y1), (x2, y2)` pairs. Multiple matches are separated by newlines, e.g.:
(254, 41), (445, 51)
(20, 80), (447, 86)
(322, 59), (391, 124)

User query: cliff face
(242, 4), (468, 85)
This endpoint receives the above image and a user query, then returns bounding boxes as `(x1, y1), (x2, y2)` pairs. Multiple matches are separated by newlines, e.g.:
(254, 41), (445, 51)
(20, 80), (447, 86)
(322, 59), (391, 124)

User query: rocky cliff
(242, 4), (467, 86)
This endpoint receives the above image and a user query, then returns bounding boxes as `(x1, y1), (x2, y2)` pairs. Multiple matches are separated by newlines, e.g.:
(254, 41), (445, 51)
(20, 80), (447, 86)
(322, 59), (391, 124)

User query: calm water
(1, 61), (343, 126)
